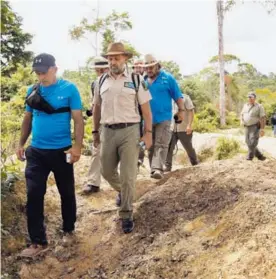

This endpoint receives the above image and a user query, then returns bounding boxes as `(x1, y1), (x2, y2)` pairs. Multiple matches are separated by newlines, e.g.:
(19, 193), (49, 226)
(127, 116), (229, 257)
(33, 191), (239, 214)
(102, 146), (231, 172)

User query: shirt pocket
(118, 87), (137, 109)
(100, 86), (113, 112)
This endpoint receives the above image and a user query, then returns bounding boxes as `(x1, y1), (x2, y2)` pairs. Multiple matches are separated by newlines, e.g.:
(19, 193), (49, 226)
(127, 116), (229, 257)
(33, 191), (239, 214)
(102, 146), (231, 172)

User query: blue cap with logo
(32, 53), (56, 73)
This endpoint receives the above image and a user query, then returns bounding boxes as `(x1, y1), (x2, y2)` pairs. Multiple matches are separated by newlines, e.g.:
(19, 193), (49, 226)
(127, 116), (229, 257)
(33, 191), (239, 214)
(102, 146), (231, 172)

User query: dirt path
(2, 130), (276, 279)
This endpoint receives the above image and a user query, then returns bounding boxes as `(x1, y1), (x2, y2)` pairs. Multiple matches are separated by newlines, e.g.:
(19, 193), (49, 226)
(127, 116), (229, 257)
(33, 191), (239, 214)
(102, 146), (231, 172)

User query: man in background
(240, 92), (266, 161)
(83, 57), (109, 194)
(144, 54), (184, 179)
(165, 94), (198, 171)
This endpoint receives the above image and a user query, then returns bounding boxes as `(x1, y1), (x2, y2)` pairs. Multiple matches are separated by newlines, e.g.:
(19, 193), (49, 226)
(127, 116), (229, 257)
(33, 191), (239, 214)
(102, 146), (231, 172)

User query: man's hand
(64, 144), (82, 164)
(16, 146), (26, 161)
(93, 133), (100, 148)
(260, 129), (265, 137)
(141, 132), (152, 150)
(176, 111), (185, 121)
(186, 126), (192, 135)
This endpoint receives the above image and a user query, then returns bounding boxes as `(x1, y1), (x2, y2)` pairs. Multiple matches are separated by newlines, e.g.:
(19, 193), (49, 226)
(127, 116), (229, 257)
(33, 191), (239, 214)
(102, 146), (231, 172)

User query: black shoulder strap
(98, 73), (108, 92)
(131, 73), (140, 93)
(53, 107), (71, 114)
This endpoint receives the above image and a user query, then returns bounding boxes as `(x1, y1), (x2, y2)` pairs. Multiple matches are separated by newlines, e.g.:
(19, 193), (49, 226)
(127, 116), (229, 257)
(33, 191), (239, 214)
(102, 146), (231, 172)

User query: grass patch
(215, 137), (241, 160)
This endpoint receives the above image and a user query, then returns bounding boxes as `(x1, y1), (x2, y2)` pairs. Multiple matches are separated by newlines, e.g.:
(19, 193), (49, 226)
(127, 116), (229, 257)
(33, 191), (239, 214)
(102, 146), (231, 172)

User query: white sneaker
(151, 170), (164, 179)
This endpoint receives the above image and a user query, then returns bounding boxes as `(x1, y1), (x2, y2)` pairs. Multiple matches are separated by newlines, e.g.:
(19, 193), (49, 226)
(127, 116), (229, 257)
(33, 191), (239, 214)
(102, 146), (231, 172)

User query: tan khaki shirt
(171, 95), (194, 132)
(93, 70), (152, 124)
(241, 102), (265, 126)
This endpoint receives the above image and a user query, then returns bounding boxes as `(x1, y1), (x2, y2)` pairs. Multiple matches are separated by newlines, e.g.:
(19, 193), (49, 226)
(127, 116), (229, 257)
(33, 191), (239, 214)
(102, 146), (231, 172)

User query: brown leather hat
(103, 42), (133, 59)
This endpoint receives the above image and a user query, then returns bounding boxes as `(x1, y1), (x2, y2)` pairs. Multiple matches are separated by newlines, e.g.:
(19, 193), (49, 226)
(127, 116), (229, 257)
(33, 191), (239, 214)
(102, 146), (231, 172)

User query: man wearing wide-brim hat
(240, 92), (266, 160)
(92, 42), (153, 233)
(83, 57), (109, 194)
(143, 54), (185, 179)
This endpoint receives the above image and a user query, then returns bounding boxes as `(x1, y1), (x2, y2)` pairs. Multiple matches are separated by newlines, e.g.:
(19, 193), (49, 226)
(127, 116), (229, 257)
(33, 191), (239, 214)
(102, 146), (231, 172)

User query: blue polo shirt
(26, 79), (82, 149)
(146, 70), (183, 124)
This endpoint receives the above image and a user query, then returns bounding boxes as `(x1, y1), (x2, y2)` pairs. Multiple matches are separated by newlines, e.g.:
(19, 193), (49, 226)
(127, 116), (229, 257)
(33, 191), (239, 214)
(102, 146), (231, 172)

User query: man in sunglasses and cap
(143, 54), (185, 179)
(93, 42), (153, 233)
(83, 57), (109, 194)
(240, 92), (266, 161)
(16, 53), (84, 258)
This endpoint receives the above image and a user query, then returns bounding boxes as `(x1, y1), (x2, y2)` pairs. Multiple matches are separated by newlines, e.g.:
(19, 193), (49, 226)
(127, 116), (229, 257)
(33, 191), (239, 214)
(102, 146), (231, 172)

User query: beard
(111, 65), (124, 75)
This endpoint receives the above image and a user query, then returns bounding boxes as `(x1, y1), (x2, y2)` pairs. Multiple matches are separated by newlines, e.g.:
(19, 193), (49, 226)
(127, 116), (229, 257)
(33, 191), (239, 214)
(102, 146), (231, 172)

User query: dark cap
(247, 92), (256, 99)
(32, 53), (56, 73)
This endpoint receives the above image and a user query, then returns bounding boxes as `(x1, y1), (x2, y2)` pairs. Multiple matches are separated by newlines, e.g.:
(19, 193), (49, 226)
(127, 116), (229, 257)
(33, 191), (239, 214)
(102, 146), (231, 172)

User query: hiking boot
(122, 219), (134, 233)
(83, 184), (100, 194)
(20, 244), (49, 258)
(116, 192), (121, 207)
(246, 156), (253, 161)
(256, 154), (266, 161)
(151, 170), (164, 179)
(62, 232), (76, 247)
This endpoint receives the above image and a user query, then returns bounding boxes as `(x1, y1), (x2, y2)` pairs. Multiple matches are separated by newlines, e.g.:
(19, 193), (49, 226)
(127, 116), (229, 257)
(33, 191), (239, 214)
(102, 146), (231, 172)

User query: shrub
(215, 137), (241, 160)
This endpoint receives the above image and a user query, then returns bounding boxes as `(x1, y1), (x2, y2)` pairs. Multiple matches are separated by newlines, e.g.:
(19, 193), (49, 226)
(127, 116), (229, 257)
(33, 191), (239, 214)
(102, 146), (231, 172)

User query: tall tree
(69, 10), (134, 56)
(160, 60), (182, 81)
(1, 0), (33, 77)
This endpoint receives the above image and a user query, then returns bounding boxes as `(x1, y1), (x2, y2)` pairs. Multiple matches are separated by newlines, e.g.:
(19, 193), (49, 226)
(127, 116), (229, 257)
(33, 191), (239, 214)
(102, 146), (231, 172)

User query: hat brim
(91, 64), (110, 69)
(32, 65), (50, 73)
(143, 61), (159, 67)
(103, 51), (133, 59)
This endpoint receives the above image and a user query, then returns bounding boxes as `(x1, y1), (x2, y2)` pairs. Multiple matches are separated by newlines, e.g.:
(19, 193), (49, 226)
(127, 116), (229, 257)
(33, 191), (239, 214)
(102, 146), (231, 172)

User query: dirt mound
(3, 157), (276, 279)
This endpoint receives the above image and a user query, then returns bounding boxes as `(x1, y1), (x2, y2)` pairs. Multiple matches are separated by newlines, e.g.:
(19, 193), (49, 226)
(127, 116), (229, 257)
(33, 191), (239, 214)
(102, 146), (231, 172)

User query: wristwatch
(92, 130), (99, 134)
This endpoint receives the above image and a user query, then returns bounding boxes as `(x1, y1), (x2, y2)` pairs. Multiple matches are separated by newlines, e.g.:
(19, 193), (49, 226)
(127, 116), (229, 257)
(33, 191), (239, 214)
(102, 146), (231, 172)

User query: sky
(10, 0), (276, 76)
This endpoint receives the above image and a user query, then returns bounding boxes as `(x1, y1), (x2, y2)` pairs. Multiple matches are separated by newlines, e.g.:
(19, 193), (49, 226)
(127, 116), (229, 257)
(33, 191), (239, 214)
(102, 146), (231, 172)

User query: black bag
(26, 83), (70, 114)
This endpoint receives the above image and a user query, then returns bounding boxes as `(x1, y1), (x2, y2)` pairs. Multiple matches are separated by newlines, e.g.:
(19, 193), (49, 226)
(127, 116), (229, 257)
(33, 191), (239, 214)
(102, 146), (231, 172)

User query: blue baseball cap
(32, 53), (56, 73)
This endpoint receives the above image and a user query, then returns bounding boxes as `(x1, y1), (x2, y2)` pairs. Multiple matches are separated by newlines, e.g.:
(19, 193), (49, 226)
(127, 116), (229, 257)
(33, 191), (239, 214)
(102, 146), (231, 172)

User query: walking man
(165, 94), (198, 171)
(93, 43), (152, 233)
(83, 57), (109, 194)
(240, 92), (266, 161)
(16, 53), (84, 258)
(144, 54), (185, 179)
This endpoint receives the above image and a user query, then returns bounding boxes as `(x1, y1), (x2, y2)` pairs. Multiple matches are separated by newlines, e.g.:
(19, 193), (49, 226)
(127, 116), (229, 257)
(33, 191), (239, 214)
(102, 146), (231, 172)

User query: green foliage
(62, 68), (93, 111)
(209, 54), (240, 64)
(193, 103), (220, 133)
(1, 64), (36, 101)
(69, 9), (134, 55)
(1, 0), (33, 77)
(180, 79), (211, 111)
(160, 60), (182, 81)
(226, 111), (239, 127)
(215, 137), (241, 160)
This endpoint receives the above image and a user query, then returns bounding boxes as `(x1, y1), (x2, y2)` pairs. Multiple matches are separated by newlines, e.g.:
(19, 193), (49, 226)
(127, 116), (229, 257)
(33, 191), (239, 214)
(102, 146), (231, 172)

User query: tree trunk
(217, 0), (226, 126)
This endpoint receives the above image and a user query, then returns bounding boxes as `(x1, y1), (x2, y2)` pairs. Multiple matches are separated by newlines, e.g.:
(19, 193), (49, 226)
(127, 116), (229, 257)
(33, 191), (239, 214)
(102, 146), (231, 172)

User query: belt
(104, 122), (138, 130)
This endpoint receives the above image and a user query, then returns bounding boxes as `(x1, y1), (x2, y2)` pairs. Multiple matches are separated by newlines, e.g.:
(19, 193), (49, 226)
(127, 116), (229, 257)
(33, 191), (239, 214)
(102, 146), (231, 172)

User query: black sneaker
(116, 192), (121, 207)
(257, 155), (266, 161)
(122, 219), (134, 233)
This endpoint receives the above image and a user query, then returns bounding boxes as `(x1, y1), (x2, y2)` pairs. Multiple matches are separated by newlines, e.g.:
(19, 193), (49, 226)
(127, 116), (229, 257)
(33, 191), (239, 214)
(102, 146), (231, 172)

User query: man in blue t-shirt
(144, 54), (185, 179)
(16, 53), (84, 258)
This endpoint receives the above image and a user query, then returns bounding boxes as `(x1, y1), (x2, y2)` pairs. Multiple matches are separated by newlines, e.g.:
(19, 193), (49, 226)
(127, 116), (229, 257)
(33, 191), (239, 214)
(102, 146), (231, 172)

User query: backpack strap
(131, 73), (140, 93)
(98, 73), (108, 93)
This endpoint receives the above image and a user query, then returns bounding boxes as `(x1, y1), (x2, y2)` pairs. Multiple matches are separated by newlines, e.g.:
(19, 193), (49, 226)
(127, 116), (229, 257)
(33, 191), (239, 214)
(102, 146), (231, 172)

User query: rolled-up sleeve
(168, 75), (183, 101)
(259, 104), (266, 118)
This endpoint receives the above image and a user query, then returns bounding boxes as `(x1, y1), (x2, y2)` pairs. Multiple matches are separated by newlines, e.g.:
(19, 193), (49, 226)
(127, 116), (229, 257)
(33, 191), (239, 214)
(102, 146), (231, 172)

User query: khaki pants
(245, 124), (263, 158)
(86, 144), (101, 187)
(166, 131), (198, 169)
(149, 121), (172, 172)
(100, 124), (140, 220)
